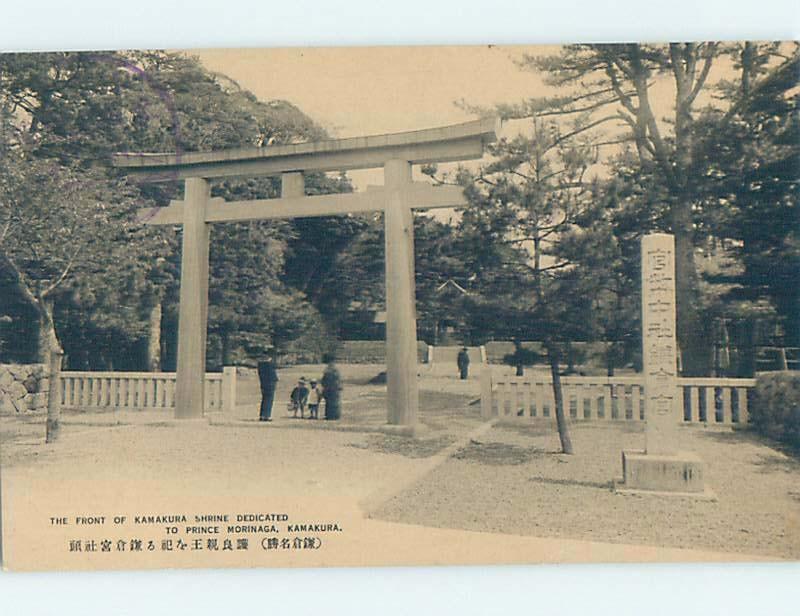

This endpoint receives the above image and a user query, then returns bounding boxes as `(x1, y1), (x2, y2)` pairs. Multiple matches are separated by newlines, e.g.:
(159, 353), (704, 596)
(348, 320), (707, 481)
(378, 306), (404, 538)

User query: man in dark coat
(321, 361), (342, 420)
(257, 357), (279, 421)
(457, 347), (470, 380)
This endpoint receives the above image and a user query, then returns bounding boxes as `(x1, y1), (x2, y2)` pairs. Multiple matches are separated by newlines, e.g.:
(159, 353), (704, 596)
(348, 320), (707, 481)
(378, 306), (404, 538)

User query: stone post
(620, 233), (708, 496)
(174, 177), (210, 419)
(222, 366), (237, 414)
(480, 366), (493, 420)
(642, 233), (680, 455)
(383, 159), (419, 428)
(281, 171), (305, 200)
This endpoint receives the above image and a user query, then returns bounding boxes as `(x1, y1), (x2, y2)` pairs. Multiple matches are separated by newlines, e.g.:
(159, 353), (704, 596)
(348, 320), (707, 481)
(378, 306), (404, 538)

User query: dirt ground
(2, 363), (799, 563)
(0, 363), (481, 469)
(375, 421), (800, 559)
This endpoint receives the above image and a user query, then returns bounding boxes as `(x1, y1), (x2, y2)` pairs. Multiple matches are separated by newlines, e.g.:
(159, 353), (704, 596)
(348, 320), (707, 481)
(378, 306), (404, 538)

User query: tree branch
(0, 250), (43, 315)
(687, 44), (717, 106)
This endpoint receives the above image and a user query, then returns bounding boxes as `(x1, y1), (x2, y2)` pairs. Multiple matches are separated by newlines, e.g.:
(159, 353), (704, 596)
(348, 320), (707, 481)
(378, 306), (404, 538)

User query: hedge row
(750, 372), (800, 448)
(334, 341), (429, 364)
(484, 341), (610, 365)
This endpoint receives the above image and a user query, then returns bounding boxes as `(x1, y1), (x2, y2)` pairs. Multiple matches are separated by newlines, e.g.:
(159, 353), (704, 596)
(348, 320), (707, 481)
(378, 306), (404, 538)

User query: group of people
(253, 347), (469, 424)
(256, 358), (341, 422)
(288, 377), (323, 419)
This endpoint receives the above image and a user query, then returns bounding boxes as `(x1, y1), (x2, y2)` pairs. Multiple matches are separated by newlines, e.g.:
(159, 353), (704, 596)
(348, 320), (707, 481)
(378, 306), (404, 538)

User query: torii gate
(114, 118), (499, 427)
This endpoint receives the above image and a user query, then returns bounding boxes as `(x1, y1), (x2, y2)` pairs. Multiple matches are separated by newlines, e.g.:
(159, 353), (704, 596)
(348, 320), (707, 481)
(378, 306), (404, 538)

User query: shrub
(751, 372), (800, 448)
(503, 347), (541, 376)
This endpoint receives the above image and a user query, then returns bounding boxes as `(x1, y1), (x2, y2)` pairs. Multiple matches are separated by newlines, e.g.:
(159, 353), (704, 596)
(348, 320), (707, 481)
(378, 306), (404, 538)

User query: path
(2, 416), (773, 571)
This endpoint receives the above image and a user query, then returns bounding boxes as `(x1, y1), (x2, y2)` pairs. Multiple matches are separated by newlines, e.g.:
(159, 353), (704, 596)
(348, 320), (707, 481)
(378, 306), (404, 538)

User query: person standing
(321, 358), (342, 420)
(257, 357), (278, 422)
(457, 346), (470, 380)
(290, 378), (310, 418)
(307, 379), (323, 419)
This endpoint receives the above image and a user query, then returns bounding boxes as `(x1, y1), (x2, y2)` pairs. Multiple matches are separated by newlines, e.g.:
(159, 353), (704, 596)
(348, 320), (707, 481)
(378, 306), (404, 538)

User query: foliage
(751, 372), (800, 448)
(503, 345), (541, 375)
(508, 44), (700, 373)
(0, 150), (146, 361)
(0, 50), (351, 369)
(513, 42), (800, 375)
(693, 49), (800, 346)
(445, 118), (618, 453)
(452, 117), (626, 353)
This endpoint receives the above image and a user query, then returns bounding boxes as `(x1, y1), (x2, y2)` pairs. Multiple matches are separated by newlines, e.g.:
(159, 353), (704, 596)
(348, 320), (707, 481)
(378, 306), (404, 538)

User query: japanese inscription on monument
(641, 234), (679, 455)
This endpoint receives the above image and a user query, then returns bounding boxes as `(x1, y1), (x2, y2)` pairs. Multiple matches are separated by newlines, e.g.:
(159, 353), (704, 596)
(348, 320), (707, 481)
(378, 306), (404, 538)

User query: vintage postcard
(1, 43), (798, 572)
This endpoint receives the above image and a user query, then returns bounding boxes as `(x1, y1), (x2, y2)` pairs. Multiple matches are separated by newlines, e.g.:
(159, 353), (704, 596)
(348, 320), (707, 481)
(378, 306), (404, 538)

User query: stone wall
(335, 341), (429, 364)
(0, 363), (48, 415)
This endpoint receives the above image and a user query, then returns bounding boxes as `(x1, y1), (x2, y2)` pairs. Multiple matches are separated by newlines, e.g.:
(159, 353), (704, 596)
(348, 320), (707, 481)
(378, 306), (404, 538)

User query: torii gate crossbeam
(114, 118), (499, 429)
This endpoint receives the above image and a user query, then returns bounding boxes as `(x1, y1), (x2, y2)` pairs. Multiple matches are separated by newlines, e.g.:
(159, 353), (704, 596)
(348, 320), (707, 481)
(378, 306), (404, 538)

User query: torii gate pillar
(175, 177), (211, 419)
(384, 159), (419, 426)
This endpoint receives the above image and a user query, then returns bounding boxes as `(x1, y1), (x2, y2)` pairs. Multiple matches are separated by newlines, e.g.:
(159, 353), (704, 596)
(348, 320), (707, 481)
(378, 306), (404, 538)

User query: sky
(193, 46), (557, 139)
(188, 43), (751, 219)
(192, 45), (566, 193)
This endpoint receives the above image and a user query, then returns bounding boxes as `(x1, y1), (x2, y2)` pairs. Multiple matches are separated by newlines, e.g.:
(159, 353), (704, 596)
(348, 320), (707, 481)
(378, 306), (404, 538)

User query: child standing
(289, 378), (310, 418)
(307, 379), (323, 419)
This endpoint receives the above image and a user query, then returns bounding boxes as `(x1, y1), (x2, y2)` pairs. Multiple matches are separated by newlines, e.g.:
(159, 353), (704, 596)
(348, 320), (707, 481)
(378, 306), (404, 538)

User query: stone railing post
(222, 366), (237, 413)
(481, 365), (493, 419)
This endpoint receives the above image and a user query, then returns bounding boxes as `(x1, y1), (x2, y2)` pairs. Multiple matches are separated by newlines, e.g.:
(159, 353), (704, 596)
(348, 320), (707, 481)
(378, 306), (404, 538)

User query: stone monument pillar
(620, 233), (709, 496)
(641, 233), (680, 455)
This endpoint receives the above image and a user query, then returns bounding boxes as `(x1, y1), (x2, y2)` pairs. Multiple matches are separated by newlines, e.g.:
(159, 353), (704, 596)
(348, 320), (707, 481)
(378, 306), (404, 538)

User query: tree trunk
(36, 297), (60, 362)
(547, 343), (573, 454)
(146, 300), (162, 372)
(36, 297), (64, 444)
(671, 60), (713, 377)
(513, 339), (524, 376)
(627, 43), (714, 377)
(45, 347), (64, 444)
(740, 317), (756, 377)
(566, 341), (576, 374)
(221, 328), (232, 367)
(672, 210), (712, 376)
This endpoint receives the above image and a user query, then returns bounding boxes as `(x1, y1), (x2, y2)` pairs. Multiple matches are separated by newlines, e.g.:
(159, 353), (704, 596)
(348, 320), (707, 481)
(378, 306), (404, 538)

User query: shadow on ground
(453, 440), (548, 465)
(528, 476), (614, 491)
(496, 421), (644, 440)
(347, 434), (455, 458)
(752, 452), (800, 474)
(698, 428), (800, 465)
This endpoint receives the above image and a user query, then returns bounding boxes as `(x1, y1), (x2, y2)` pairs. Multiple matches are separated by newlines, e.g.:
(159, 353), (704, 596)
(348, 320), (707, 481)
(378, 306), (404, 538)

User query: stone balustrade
(60, 370), (228, 411)
(481, 370), (755, 427)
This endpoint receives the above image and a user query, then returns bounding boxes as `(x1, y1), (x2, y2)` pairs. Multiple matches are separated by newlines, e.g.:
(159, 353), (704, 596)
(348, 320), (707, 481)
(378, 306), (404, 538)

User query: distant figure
(290, 378), (310, 418)
(321, 361), (342, 420)
(257, 358), (279, 422)
(308, 379), (323, 419)
(457, 346), (470, 380)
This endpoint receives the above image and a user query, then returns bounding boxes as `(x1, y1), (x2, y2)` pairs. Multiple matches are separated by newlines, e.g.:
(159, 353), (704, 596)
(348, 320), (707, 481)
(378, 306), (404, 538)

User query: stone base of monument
(616, 450), (716, 500)
(379, 423), (430, 438)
